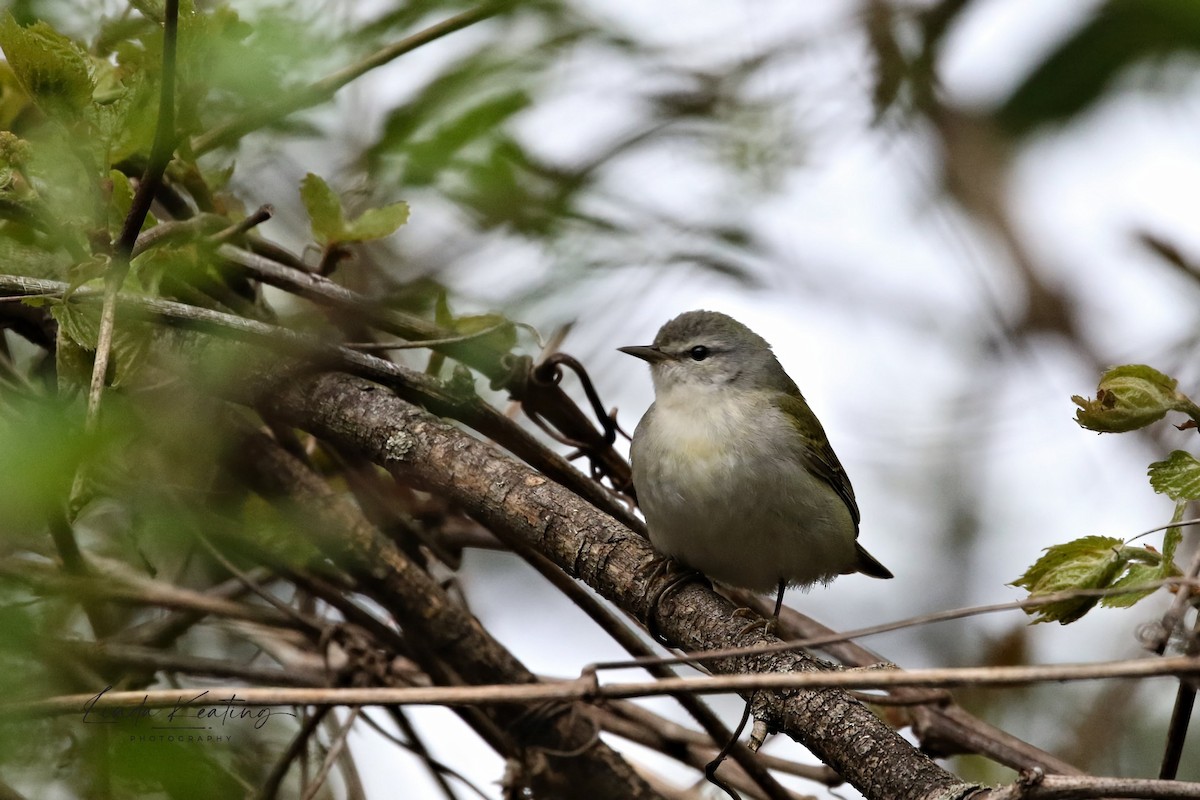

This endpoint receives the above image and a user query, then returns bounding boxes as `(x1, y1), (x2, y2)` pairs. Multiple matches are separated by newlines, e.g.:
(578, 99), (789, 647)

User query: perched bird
(620, 310), (892, 619)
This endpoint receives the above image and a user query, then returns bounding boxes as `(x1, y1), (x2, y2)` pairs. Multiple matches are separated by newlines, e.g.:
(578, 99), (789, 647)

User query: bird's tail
(853, 543), (893, 579)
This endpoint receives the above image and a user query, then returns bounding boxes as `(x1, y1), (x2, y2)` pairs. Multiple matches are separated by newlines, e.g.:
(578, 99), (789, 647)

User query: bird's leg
(734, 579), (786, 638)
(704, 699), (752, 800)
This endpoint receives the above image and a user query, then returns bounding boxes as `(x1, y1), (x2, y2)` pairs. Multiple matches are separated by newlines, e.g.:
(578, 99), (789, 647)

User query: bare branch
(17, 653), (1200, 717)
(246, 371), (975, 800)
(977, 771), (1200, 800)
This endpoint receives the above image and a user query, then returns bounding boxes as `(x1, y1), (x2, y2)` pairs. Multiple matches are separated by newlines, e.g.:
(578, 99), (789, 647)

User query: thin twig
(213, 205), (274, 244)
(14, 654), (1200, 717)
(63, 640), (322, 686)
(258, 706), (330, 800)
(1156, 529), (1200, 779)
(503, 544), (794, 800)
(743, 590), (1084, 776)
(129, 214), (226, 258)
(299, 708), (360, 800)
(980, 771), (1200, 800)
(0, 272), (642, 534)
(0, 558), (312, 631)
(192, 5), (504, 154)
(588, 578), (1200, 676)
(212, 243), (638, 495)
(113, 569), (274, 648)
(191, 528), (314, 626)
(84, 0), (180, 446)
(383, 709), (467, 800)
(598, 702), (838, 785)
(342, 323), (507, 351)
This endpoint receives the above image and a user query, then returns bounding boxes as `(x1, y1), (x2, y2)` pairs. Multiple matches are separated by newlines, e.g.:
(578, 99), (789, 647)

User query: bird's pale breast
(631, 388), (858, 592)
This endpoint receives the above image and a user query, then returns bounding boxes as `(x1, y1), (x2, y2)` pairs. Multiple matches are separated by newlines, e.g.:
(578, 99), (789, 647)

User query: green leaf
(0, 14), (94, 113)
(998, 0), (1200, 136)
(1100, 560), (1165, 608)
(51, 298), (100, 350)
(301, 173), (409, 244)
(299, 172), (345, 244)
(0, 395), (91, 536)
(341, 201), (410, 242)
(1102, 509), (1184, 609)
(1014, 531), (1183, 622)
(0, 62), (33, 129)
(1012, 535), (1126, 624)
(452, 312), (517, 353)
(107, 169), (134, 237)
(400, 90), (531, 186)
(1072, 364), (1190, 433)
(49, 297), (149, 389)
(1148, 450), (1200, 501)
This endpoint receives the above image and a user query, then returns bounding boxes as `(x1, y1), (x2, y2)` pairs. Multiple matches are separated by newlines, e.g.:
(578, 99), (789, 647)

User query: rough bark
(232, 426), (663, 800)
(254, 371), (979, 800)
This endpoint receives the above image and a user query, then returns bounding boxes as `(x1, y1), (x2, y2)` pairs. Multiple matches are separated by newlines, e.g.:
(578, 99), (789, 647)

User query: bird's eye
(689, 346), (710, 361)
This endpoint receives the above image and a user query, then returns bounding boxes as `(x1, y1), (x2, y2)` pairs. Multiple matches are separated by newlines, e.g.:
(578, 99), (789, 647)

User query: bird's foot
(733, 580), (788, 638)
(640, 557), (703, 644)
(732, 608), (777, 638)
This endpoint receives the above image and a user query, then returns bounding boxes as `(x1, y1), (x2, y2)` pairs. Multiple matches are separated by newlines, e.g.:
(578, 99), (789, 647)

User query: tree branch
(247, 371), (975, 800)
(233, 426), (662, 800)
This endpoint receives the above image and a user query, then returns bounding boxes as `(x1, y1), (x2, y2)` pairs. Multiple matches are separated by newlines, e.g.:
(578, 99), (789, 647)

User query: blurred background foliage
(1, 0), (1200, 797)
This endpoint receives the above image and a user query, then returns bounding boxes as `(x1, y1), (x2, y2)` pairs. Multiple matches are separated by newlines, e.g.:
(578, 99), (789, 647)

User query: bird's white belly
(631, 394), (857, 593)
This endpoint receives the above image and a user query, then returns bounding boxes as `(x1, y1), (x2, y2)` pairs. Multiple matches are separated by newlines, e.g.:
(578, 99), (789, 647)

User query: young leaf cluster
(1013, 365), (1200, 623)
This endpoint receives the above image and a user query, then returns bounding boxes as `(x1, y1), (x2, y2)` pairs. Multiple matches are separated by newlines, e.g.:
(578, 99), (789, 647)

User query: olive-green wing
(772, 392), (860, 529)
(773, 391), (893, 579)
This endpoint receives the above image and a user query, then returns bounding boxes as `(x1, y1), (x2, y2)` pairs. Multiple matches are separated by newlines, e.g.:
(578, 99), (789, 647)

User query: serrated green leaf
(108, 324), (151, 388)
(1013, 535), (1121, 588)
(64, 256), (110, 296)
(0, 15), (94, 113)
(1148, 450), (1200, 501)
(51, 299), (100, 350)
(1101, 514), (1183, 607)
(1014, 531), (1185, 621)
(341, 201), (409, 242)
(1012, 535), (1125, 623)
(0, 62), (33, 129)
(1073, 364), (1190, 433)
(55, 333), (91, 391)
(108, 169), (134, 236)
(49, 297), (150, 389)
(1100, 560), (1164, 608)
(299, 172), (345, 244)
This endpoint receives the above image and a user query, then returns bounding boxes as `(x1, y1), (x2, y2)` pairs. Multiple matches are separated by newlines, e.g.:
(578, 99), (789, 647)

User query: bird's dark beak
(618, 344), (667, 364)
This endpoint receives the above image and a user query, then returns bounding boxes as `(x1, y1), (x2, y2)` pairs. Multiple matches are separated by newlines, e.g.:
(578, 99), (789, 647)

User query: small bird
(620, 310), (892, 620)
